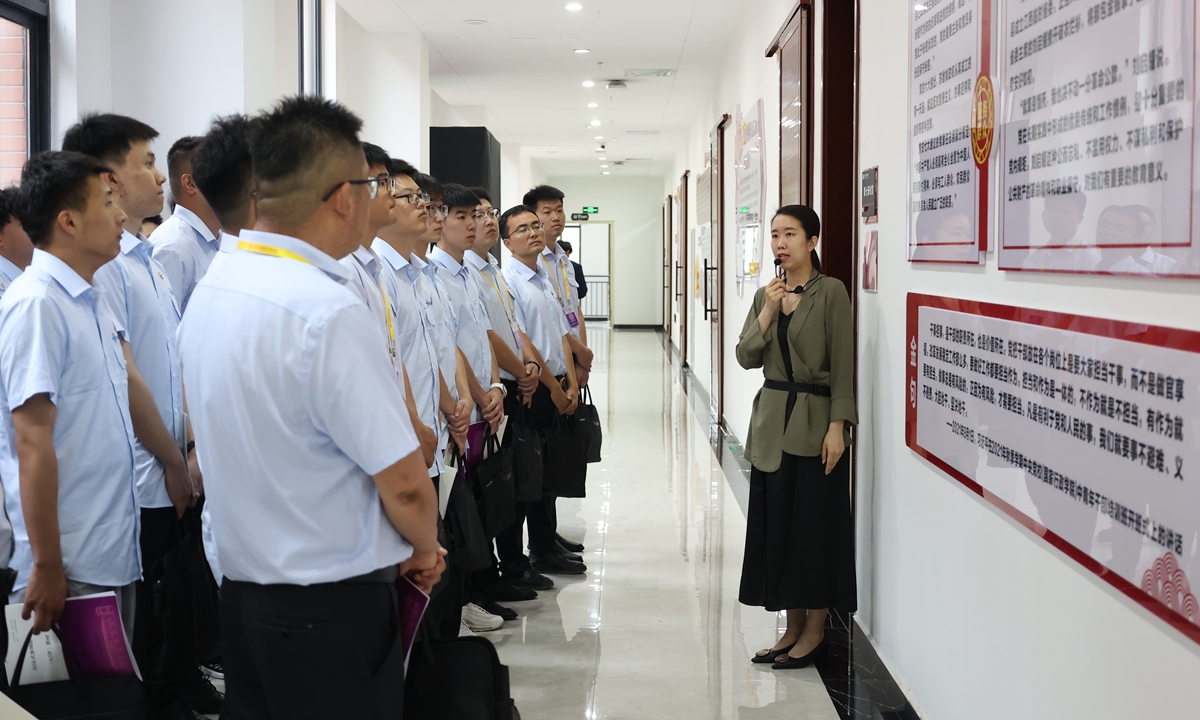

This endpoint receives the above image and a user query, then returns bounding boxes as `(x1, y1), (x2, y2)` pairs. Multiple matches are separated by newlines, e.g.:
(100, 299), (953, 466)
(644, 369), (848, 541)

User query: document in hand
(439, 450), (458, 518)
(395, 576), (430, 673)
(4, 592), (140, 685)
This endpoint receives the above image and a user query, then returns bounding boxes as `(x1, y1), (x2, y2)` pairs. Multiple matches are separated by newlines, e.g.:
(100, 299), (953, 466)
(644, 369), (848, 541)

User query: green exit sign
(582, 206), (599, 214)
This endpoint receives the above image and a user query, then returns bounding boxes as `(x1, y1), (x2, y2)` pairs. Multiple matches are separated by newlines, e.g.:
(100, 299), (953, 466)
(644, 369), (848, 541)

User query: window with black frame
(0, 0), (48, 185)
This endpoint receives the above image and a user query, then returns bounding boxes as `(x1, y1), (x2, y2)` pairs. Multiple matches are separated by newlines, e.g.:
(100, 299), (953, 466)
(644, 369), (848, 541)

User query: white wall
(544, 175), (664, 326)
(856, 0), (1200, 718)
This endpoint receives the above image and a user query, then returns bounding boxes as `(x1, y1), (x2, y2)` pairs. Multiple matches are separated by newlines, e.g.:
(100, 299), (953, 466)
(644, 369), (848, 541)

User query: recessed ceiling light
(600, 164), (609, 168)
(590, 120), (601, 126)
(602, 171), (610, 175)
(587, 102), (599, 108)
(574, 48), (591, 54)
(462, 19), (487, 25)
(598, 156), (606, 160)
(593, 135), (603, 140)
(582, 80), (595, 87)
(565, 2), (583, 10)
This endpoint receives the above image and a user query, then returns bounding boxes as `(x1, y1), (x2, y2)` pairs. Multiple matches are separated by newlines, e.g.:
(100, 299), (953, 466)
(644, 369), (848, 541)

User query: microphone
(774, 257), (784, 279)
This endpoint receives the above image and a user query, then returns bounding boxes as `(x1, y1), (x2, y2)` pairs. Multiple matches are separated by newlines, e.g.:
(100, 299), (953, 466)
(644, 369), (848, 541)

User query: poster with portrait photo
(863, 230), (879, 292)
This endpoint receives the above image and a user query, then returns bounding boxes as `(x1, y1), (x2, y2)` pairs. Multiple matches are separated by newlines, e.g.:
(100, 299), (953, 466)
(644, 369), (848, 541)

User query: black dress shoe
(556, 533), (584, 553)
(478, 598), (517, 621)
(751, 641), (796, 664)
(772, 638), (828, 670)
(531, 553), (587, 575)
(508, 569), (554, 591)
(555, 541), (583, 563)
(491, 581), (538, 601)
(182, 674), (224, 714)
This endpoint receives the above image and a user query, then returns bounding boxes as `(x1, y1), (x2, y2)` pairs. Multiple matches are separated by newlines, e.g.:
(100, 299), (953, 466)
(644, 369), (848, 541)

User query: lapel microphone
(774, 257), (808, 294)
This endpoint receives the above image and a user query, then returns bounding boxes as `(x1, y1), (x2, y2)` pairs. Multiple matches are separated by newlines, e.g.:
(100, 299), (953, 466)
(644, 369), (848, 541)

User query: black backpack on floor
(405, 635), (519, 720)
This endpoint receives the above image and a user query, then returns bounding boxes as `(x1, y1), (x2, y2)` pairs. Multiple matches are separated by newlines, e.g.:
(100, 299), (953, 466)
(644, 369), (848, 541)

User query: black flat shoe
(771, 638), (828, 670)
(555, 542), (583, 563)
(751, 641), (796, 664)
(508, 569), (554, 591)
(556, 533), (585, 553)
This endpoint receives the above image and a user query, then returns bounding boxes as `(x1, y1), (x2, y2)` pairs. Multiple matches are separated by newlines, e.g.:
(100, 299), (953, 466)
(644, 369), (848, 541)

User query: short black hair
(61, 113), (159, 166)
(362, 142), (392, 174)
(414, 173), (444, 203)
(469, 186), (492, 204)
(523, 184), (564, 209)
(0, 186), (19, 228)
(443, 183), (478, 211)
(167, 135), (203, 200)
(17, 151), (113, 246)
(559, 240), (573, 254)
(192, 114), (255, 228)
(391, 158), (419, 181)
(500, 205), (536, 240)
(143, 214), (163, 226)
(250, 95), (363, 188)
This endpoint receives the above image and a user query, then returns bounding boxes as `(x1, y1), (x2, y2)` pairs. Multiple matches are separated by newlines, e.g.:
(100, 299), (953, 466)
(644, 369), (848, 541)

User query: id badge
(566, 312), (580, 328)
(511, 319), (524, 348)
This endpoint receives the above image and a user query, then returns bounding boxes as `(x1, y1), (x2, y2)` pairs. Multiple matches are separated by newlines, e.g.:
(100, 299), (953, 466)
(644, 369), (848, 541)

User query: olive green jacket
(735, 271), (857, 472)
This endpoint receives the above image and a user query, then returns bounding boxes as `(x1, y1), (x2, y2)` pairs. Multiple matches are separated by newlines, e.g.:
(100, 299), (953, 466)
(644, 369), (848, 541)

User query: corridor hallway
(486, 328), (841, 719)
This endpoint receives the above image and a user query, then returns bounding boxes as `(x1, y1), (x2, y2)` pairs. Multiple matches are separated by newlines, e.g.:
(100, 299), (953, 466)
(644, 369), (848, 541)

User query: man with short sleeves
(65, 114), (217, 719)
(0, 186), (33, 301)
(499, 205), (584, 578)
(191, 114), (256, 258)
(177, 96), (442, 717)
(150, 136), (221, 313)
(0, 151), (140, 640)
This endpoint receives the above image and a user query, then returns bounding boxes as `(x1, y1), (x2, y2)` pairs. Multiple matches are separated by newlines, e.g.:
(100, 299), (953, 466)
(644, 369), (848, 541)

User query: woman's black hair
(774, 204), (822, 273)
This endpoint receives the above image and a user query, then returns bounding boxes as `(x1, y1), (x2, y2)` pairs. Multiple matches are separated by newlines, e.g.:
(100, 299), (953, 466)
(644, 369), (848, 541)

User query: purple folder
(58, 594), (138, 678)
(466, 421), (488, 472)
(395, 576), (430, 672)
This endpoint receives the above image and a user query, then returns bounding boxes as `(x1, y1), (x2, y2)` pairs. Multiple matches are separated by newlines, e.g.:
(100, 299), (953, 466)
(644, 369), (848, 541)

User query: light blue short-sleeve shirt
(0, 255), (22, 301)
(429, 247), (494, 390)
(540, 244), (582, 341)
(465, 251), (526, 381)
(94, 232), (185, 509)
(177, 230), (420, 585)
(504, 258), (570, 377)
(149, 205), (219, 314)
(0, 250), (141, 590)
(412, 254), (460, 401)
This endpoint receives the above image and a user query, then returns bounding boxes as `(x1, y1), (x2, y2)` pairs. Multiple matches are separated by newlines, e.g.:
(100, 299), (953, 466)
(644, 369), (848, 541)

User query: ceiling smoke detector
(605, 80), (628, 90)
(623, 68), (675, 78)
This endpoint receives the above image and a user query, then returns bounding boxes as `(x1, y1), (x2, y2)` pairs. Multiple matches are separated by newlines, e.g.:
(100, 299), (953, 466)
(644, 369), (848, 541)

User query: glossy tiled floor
(486, 327), (840, 720)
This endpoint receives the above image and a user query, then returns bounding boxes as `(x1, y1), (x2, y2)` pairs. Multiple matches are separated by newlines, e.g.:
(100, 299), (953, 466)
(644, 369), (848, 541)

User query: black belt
(763, 379), (831, 397)
(339, 566), (399, 585)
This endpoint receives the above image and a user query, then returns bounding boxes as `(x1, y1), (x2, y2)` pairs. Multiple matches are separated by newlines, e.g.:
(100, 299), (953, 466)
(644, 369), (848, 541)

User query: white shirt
(504, 258), (571, 376)
(411, 255), (459, 402)
(465, 251), (526, 381)
(429, 246), (494, 390)
(177, 230), (420, 585)
(0, 250), (141, 590)
(540, 244), (582, 340)
(94, 232), (185, 509)
(339, 245), (395, 367)
(374, 239), (444, 477)
(149, 205), (220, 314)
(0, 255), (22, 301)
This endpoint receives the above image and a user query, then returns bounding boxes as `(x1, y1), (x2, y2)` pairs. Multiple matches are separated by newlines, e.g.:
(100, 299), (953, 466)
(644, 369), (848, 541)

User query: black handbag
(575, 385), (603, 463)
(3, 626), (147, 719)
(543, 413), (588, 498)
(509, 403), (544, 503)
(443, 448), (491, 572)
(405, 635), (519, 720)
(471, 430), (515, 538)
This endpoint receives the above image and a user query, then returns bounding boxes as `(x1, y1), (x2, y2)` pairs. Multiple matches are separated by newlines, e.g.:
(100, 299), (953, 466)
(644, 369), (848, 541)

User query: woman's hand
(758, 278), (786, 334)
(822, 420), (845, 475)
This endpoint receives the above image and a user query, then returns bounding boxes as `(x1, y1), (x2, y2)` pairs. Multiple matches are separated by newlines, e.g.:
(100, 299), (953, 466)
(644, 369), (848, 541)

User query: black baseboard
(611, 324), (665, 330)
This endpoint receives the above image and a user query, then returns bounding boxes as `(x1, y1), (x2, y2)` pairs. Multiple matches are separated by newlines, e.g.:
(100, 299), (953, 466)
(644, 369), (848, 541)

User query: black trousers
(220, 578), (404, 720)
(134, 506), (201, 706)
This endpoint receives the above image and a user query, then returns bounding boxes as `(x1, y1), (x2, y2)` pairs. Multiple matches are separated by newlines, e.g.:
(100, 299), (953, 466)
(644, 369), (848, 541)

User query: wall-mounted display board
(907, 0), (994, 264)
(906, 293), (1200, 644)
(736, 99), (766, 296)
(998, 0), (1200, 277)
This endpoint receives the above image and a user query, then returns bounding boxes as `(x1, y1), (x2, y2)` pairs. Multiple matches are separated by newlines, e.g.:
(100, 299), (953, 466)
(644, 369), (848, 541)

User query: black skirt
(738, 451), (857, 612)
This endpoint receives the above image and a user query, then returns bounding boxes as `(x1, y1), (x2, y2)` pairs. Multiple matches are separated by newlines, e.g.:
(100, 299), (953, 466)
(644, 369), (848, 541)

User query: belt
(763, 379), (831, 397)
(338, 566), (399, 585)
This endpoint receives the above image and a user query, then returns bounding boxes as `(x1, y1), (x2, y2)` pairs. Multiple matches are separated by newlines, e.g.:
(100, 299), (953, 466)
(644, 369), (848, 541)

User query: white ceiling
(338, 0), (741, 178)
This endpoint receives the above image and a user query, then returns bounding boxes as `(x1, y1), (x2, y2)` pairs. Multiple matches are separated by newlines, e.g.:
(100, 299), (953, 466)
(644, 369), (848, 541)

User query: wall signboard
(998, 0), (1200, 276)
(906, 293), (1200, 645)
(736, 99), (766, 296)
(907, 0), (994, 264)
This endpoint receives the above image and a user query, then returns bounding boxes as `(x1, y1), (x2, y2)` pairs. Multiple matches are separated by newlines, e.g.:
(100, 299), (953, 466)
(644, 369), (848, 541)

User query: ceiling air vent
(605, 80), (628, 90)
(624, 68), (676, 78)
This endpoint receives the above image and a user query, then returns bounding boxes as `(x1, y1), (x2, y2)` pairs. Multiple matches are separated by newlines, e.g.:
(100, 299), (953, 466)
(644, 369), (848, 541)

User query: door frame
(710, 115), (730, 425)
(678, 171), (690, 367)
(663, 197), (672, 335)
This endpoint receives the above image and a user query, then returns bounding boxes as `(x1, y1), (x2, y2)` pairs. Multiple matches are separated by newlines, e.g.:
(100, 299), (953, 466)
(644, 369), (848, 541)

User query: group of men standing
(0, 95), (593, 719)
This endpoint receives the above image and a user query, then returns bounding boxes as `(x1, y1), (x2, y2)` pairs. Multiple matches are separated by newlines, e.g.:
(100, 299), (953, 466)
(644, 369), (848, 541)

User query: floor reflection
(488, 327), (840, 720)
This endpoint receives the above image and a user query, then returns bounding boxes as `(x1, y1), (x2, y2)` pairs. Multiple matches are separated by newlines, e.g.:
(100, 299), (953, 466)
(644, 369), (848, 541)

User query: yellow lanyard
(377, 282), (397, 361)
(541, 253), (573, 305)
(237, 241), (311, 264)
(480, 268), (517, 324)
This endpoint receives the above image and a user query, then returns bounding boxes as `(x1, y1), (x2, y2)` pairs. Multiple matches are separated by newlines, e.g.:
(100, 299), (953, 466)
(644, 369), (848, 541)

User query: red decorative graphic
(1142, 553), (1199, 626)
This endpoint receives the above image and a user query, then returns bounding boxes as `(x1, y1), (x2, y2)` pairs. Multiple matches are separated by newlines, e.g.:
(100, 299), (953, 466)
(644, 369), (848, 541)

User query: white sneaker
(458, 620), (476, 637)
(462, 602), (504, 632)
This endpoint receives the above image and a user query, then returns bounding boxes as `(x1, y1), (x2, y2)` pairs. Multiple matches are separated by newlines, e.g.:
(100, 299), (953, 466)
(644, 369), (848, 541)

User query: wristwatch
(490, 382), (508, 398)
